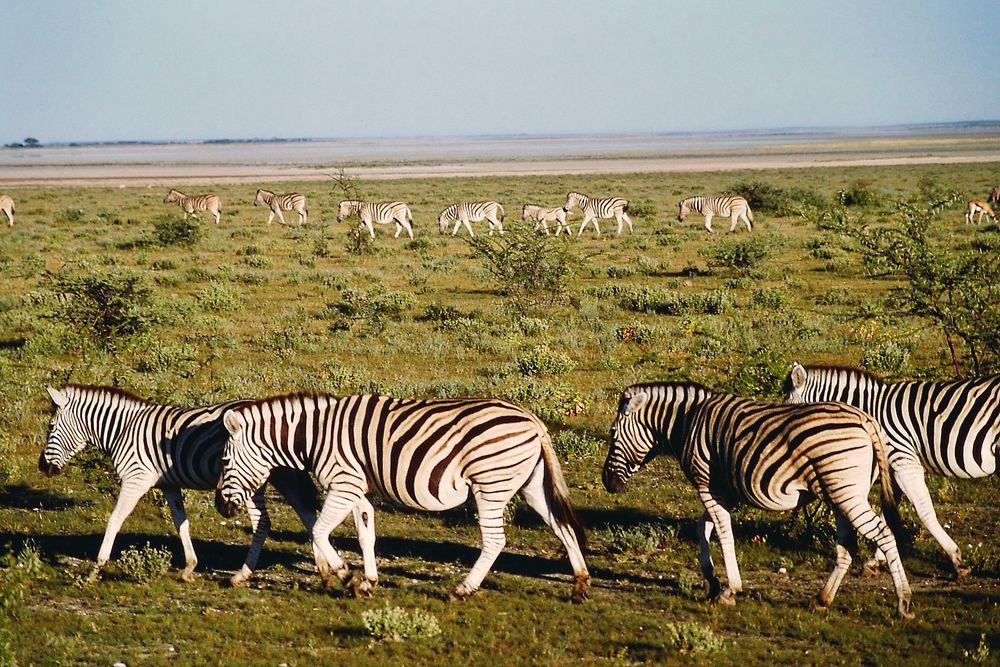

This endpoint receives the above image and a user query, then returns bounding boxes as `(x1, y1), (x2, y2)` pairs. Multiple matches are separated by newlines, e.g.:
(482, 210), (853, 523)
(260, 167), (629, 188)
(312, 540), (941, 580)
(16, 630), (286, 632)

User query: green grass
(0, 163), (998, 665)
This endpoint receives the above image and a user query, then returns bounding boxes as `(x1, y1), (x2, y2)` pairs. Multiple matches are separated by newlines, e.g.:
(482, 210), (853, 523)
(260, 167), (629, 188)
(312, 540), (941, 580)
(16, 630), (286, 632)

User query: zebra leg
(394, 222), (403, 238)
(275, 208), (288, 225)
(451, 489), (509, 600)
(300, 209), (308, 225)
(813, 511), (856, 612)
(95, 478), (152, 577)
(161, 487), (199, 582)
(311, 486), (362, 593)
(729, 213), (739, 232)
(741, 212), (752, 232)
(462, 219), (475, 237)
(700, 495), (742, 605)
(621, 212), (633, 234)
(365, 220), (376, 239)
(399, 215), (414, 239)
(266, 210), (275, 225)
(704, 213), (714, 233)
(230, 486), (271, 587)
(350, 496), (379, 596)
(696, 511), (722, 600)
(842, 500), (914, 619)
(518, 461), (590, 603)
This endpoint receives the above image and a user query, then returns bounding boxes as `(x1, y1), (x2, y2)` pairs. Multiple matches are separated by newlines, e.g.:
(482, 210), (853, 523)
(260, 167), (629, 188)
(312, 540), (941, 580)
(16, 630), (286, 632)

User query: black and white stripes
(217, 392), (590, 602)
(438, 201), (505, 236)
(255, 189), (308, 225)
(337, 199), (414, 239)
(678, 196), (753, 233)
(163, 189), (223, 224)
(564, 191), (632, 236)
(604, 382), (913, 618)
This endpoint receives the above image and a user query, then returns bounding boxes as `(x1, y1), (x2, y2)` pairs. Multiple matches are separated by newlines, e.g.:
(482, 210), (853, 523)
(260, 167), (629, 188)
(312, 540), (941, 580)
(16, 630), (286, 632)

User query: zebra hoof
(954, 563), (972, 581)
(862, 559), (885, 578)
(712, 589), (737, 607)
(809, 594), (831, 612)
(571, 575), (590, 604)
(449, 584), (477, 602)
(348, 574), (375, 598)
(229, 574), (250, 588)
(179, 569), (196, 584)
(897, 599), (915, 620)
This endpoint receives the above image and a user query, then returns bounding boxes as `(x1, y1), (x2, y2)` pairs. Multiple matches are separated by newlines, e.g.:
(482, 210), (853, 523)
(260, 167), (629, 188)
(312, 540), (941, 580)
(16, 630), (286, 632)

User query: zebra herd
(39, 360), (998, 619)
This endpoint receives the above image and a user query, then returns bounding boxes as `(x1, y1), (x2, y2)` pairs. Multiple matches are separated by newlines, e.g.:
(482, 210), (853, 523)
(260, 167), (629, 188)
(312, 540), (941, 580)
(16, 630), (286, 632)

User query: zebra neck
(649, 389), (709, 459)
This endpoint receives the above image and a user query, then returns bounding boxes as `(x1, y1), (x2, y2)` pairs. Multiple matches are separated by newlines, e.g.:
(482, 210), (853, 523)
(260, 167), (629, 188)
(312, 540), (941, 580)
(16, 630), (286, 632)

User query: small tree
(50, 271), (159, 350)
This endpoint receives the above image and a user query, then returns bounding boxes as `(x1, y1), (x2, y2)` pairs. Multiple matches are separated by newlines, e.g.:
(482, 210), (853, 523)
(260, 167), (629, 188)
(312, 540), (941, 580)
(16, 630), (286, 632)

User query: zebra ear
(624, 391), (649, 414)
(222, 410), (243, 435)
(790, 363), (808, 390)
(47, 386), (68, 408)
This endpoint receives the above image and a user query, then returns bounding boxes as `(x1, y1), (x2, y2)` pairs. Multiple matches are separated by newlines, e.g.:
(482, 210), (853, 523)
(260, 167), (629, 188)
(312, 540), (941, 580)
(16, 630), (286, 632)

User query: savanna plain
(0, 161), (998, 665)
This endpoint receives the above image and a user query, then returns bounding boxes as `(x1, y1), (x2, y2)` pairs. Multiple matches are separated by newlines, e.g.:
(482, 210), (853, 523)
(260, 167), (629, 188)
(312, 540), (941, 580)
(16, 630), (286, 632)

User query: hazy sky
(4, 1), (999, 143)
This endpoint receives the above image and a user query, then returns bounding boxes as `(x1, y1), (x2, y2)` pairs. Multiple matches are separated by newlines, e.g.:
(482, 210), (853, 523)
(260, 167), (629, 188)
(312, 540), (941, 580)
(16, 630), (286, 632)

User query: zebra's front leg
(700, 495), (742, 605)
(704, 213), (714, 233)
(350, 496), (379, 596)
(311, 486), (362, 593)
(230, 486), (271, 588)
(451, 491), (507, 600)
(275, 209), (288, 226)
(813, 511), (856, 612)
(266, 211), (275, 225)
(161, 487), (199, 582)
(95, 479), (152, 578)
(696, 511), (722, 600)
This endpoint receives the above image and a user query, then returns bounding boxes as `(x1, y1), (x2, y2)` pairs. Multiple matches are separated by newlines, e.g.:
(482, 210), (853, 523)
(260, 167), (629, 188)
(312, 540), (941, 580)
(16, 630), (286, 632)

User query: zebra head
(783, 362), (811, 404)
(437, 207), (451, 233)
(677, 199), (691, 222)
(253, 189), (269, 207)
(565, 192), (585, 212)
(217, 408), (272, 518)
(336, 200), (357, 223)
(41, 386), (91, 476)
(163, 189), (182, 204)
(603, 388), (657, 493)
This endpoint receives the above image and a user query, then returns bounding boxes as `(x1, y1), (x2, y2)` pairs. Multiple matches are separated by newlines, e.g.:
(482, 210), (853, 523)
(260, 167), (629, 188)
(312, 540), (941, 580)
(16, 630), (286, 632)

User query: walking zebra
(678, 196), (753, 233)
(786, 363), (1000, 578)
(438, 201), (505, 236)
(0, 194), (13, 227)
(564, 192), (632, 237)
(163, 189), (222, 224)
(988, 185), (1000, 204)
(522, 204), (570, 236)
(254, 189), (308, 225)
(38, 385), (369, 586)
(965, 199), (997, 224)
(604, 382), (913, 618)
(337, 200), (414, 239)
(217, 393), (590, 603)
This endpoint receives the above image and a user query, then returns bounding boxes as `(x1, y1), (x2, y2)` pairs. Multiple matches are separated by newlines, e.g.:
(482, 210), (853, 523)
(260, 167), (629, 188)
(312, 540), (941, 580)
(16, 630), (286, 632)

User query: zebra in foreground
(0, 194), (13, 227)
(965, 199), (997, 224)
(522, 204), (570, 236)
(38, 385), (377, 586)
(438, 201), (505, 236)
(337, 200), (414, 239)
(678, 196), (753, 233)
(564, 191), (632, 236)
(786, 363), (1000, 578)
(254, 189), (308, 225)
(217, 393), (590, 603)
(163, 189), (222, 224)
(604, 382), (913, 619)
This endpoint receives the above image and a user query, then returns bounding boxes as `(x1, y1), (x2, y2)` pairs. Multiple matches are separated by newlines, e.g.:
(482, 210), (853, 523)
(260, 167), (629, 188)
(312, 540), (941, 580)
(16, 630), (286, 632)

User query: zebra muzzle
(38, 453), (60, 477)
(214, 489), (240, 518)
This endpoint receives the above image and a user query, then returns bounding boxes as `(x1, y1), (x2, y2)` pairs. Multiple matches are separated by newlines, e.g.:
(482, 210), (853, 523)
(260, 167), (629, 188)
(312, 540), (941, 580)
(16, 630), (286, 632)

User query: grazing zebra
(438, 201), (505, 236)
(786, 363), (1000, 578)
(337, 200), (414, 239)
(0, 194), (14, 227)
(217, 393), (590, 603)
(254, 189), (308, 225)
(965, 199), (997, 224)
(604, 382), (914, 619)
(163, 189), (222, 224)
(678, 196), (754, 233)
(522, 204), (570, 236)
(988, 185), (1000, 204)
(564, 191), (632, 237)
(38, 384), (371, 586)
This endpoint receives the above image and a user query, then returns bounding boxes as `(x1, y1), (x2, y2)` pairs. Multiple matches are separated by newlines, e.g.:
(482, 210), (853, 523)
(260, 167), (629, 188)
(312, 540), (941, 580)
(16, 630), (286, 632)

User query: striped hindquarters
(364, 201), (411, 223)
(683, 196), (750, 217)
(566, 192), (627, 219)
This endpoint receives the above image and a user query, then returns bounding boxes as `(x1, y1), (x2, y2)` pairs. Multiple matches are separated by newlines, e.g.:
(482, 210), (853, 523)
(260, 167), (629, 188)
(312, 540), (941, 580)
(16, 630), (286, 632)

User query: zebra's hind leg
(349, 496), (379, 596)
(813, 511), (856, 612)
(845, 502), (914, 619)
(162, 487), (199, 582)
(451, 489), (508, 601)
(696, 511), (722, 600)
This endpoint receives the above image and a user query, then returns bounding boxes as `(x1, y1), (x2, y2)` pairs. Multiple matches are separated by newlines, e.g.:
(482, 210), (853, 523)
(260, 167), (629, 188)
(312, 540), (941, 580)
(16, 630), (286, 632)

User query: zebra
(678, 196), (754, 233)
(0, 194), (13, 227)
(604, 381), (914, 619)
(522, 204), (571, 236)
(988, 185), (1000, 204)
(38, 384), (379, 586)
(965, 199), (997, 225)
(337, 200), (414, 239)
(254, 189), (308, 225)
(163, 189), (222, 224)
(564, 191), (632, 237)
(785, 363), (1000, 578)
(438, 201), (505, 236)
(216, 392), (590, 603)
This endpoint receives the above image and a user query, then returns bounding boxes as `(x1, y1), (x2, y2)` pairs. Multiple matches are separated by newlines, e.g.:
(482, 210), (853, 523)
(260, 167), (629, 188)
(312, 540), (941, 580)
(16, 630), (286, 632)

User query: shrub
(116, 543), (171, 584)
(836, 180), (884, 207)
(625, 199), (656, 217)
(552, 430), (604, 458)
(151, 259), (179, 271)
(196, 282), (245, 312)
(726, 180), (791, 214)
(334, 287), (414, 322)
(516, 344), (574, 376)
(50, 271), (158, 349)
(750, 287), (789, 309)
(666, 621), (724, 654)
(701, 236), (772, 274)
(362, 606), (442, 642)
(151, 214), (202, 247)
(502, 377), (587, 424)
(862, 340), (909, 376)
(604, 524), (676, 561)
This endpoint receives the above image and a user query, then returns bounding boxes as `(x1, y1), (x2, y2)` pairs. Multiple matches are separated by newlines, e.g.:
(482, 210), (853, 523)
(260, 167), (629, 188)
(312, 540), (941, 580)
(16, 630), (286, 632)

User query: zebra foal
(337, 200), (414, 239)
(522, 204), (570, 236)
(564, 191), (632, 236)
(786, 363), (1000, 578)
(163, 189), (222, 224)
(217, 393), (590, 602)
(604, 382), (913, 619)
(438, 201), (505, 236)
(678, 196), (753, 233)
(0, 194), (14, 227)
(255, 189), (308, 225)
(38, 384), (355, 586)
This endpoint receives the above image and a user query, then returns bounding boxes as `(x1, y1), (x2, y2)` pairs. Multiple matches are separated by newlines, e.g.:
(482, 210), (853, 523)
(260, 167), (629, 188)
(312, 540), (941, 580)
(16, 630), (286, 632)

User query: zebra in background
(564, 191), (632, 236)
(163, 189), (222, 224)
(988, 185), (1000, 204)
(522, 204), (570, 236)
(38, 385), (377, 586)
(217, 393), (590, 603)
(786, 363), (1000, 578)
(678, 196), (753, 233)
(965, 199), (997, 224)
(0, 194), (13, 227)
(254, 189), (308, 225)
(337, 200), (414, 239)
(438, 201), (505, 236)
(604, 382), (914, 619)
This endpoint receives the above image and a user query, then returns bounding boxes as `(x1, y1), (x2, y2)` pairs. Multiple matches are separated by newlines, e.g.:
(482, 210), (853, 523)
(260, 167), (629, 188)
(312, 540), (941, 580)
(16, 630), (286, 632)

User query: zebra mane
(801, 365), (886, 384)
(64, 384), (150, 404)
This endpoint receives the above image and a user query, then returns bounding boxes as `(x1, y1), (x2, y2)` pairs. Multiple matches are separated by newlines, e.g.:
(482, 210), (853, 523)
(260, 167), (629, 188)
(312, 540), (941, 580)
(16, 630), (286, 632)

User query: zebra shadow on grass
(0, 483), (80, 511)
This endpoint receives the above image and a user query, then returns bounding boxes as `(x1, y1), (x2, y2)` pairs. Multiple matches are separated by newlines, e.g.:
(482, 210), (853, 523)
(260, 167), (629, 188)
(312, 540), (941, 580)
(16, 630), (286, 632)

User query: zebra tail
(868, 417), (904, 539)
(747, 207), (754, 221)
(538, 428), (587, 552)
(498, 203), (505, 222)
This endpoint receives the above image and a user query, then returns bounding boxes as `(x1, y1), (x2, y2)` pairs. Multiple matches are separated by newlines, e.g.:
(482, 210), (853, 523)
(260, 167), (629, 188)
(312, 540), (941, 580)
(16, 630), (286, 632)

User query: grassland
(0, 162), (998, 665)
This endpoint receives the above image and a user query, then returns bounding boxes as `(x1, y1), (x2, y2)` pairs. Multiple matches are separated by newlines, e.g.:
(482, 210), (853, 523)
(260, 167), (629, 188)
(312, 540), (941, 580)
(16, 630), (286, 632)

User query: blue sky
(3, 1), (999, 143)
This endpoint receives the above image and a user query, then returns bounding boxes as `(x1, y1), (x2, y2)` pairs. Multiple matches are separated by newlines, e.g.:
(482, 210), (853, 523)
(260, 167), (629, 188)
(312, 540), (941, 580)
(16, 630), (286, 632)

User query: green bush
(334, 287), (414, 323)
(116, 543), (171, 584)
(862, 340), (909, 376)
(603, 524), (676, 561)
(196, 282), (245, 312)
(701, 236), (772, 274)
(151, 214), (203, 247)
(552, 430), (604, 458)
(666, 621), (724, 654)
(362, 606), (442, 642)
(516, 344), (574, 376)
(50, 271), (159, 349)
(836, 180), (884, 207)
